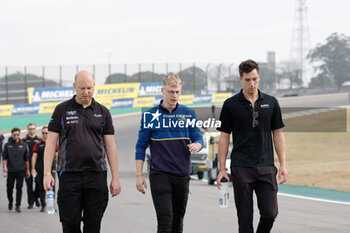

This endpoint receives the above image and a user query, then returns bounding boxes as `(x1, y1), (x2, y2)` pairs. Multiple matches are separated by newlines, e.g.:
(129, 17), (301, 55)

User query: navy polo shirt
(48, 96), (115, 172)
(217, 89), (284, 167)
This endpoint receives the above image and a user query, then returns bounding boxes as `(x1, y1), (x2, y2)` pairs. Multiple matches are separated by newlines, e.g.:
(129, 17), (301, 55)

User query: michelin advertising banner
(111, 98), (134, 108)
(94, 83), (140, 100)
(138, 82), (162, 96)
(0, 105), (14, 116)
(194, 94), (212, 103)
(133, 97), (155, 108)
(12, 104), (40, 115)
(39, 102), (60, 114)
(28, 83), (142, 104)
(179, 95), (194, 105)
(28, 87), (75, 104)
(211, 93), (233, 103)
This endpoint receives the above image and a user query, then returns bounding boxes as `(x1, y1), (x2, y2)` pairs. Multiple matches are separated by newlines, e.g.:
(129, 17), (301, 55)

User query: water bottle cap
(221, 177), (228, 182)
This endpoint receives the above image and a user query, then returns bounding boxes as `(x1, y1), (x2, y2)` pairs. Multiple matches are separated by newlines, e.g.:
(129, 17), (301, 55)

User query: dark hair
(11, 128), (20, 133)
(239, 59), (260, 77)
(42, 126), (48, 131)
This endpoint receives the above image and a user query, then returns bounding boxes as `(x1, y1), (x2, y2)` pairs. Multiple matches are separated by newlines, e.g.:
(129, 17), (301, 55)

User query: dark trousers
(57, 171), (109, 233)
(7, 170), (25, 207)
(150, 173), (190, 233)
(230, 166), (278, 233)
(25, 174), (39, 206)
(37, 172), (46, 207)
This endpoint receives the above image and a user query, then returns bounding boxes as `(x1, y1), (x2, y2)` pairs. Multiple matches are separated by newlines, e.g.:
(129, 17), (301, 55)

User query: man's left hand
(187, 143), (202, 153)
(110, 178), (121, 197)
(278, 166), (288, 184)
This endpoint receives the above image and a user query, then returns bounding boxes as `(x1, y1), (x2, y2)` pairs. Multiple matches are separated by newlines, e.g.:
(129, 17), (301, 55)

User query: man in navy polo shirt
(216, 59), (288, 233)
(43, 70), (121, 233)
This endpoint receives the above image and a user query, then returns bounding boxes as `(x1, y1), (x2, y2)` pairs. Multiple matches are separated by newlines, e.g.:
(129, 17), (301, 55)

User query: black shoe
(15, 206), (21, 213)
(8, 203), (13, 211)
(40, 207), (45, 212)
(35, 199), (40, 207)
(27, 204), (33, 209)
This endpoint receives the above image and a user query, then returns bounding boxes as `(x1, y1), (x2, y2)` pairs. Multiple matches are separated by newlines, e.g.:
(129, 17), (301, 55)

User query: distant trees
(307, 33), (350, 90)
(105, 71), (164, 84)
(0, 72), (59, 87)
(308, 73), (335, 89)
(177, 66), (207, 94)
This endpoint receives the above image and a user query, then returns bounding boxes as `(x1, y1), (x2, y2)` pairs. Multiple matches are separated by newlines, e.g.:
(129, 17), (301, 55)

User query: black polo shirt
(33, 140), (58, 172)
(217, 89), (284, 167)
(48, 96), (115, 172)
(22, 135), (41, 167)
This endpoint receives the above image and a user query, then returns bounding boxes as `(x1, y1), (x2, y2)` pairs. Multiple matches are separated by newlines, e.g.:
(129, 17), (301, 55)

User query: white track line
(201, 178), (350, 205)
(277, 192), (350, 205)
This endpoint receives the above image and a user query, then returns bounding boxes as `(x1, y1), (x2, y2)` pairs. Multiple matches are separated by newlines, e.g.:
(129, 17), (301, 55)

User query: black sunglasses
(252, 111), (259, 128)
(12, 134), (20, 136)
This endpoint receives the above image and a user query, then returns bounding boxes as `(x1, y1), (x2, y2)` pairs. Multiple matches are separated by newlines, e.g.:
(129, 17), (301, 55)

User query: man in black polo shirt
(32, 126), (58, 212)
(43, 70), (121, 233)
(22, 123), (41, 209)
(216, 59), (288, 233)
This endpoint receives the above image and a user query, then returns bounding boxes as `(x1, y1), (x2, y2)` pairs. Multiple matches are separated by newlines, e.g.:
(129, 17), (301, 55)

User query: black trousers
(7, 170), (25, 207)
(37, 172), (46, 207)
(150, 173), (190, 233)
(57, 171), (109, 233)
(230, 166), (278, 233)
(25, 174), (39, 206)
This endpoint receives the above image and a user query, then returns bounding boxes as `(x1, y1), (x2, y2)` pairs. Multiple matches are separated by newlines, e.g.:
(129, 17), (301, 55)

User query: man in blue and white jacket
(135, 73), (203, 233)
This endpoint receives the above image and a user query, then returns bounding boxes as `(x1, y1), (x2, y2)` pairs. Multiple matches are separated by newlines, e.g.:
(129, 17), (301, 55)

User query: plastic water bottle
(46, 190), (55, 214)
(3, 173), (7, 181)
(219, 177), (229, 208)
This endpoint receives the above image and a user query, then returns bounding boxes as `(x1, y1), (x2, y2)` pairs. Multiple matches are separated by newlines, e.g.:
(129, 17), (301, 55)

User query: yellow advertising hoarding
(0, 105), (14, 116)
(94, 83), (140, 99)
(211, 93), (232, 103)
(133, 97), (155, 108)
(27, 87), (34, 104)
(179, 95), (194, 105)
(94, 98), (112, 110)
(39, 102), (60, 114)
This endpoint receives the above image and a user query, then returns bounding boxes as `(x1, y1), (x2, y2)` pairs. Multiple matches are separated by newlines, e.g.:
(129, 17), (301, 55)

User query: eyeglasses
(252, 111), (259, 128)
(42, 132), (48, 135)
(164, 89), (180, 95)
(12, 134), (20, 136)
(28, 128), (35, 130)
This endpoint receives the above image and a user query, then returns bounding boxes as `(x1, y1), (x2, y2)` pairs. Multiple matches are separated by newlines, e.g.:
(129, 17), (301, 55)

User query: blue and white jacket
(135, 101), (203, 178)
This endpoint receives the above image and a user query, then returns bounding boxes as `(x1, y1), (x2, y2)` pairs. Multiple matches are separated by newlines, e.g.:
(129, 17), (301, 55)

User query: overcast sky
(0, 0), (348, 67)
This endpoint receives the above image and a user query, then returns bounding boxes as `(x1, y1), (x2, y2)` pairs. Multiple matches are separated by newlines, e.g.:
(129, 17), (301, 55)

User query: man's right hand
(44, 174), (55, 191)
(216, 169), (230, 190)
(136, 176), (147, 194)
(3, 167), (8, 174)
